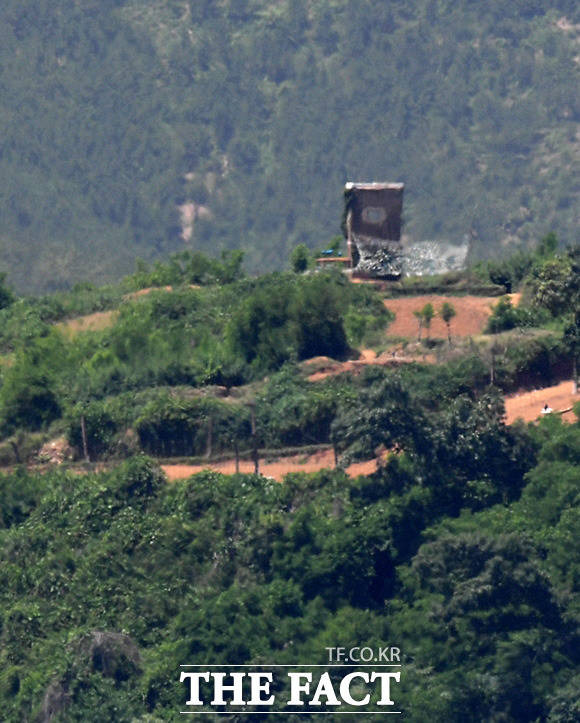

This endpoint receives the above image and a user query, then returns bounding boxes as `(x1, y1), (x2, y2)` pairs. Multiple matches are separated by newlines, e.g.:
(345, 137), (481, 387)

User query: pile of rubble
(403, 241), (469, 276)
(37, 437), (74, 465)
(354, 239), (403, 278)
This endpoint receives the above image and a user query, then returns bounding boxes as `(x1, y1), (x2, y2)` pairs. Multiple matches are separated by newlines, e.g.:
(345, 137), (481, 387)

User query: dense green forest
(0, 416), (578, 721)
(0, 240), (578, 719)
(0, 0), (578, 291)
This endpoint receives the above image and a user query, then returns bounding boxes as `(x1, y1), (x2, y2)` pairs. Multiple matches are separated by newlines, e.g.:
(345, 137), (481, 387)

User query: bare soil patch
(123, 284), (200, 300)
(57, 284), (203, 335)
(304, 349), (432, 381)
(504, 380), (578, 424)
(57, 310), (118, 336)
(162, 448), (379, 482)
(125, 285), (173, 298)
(384, 294), (520, 339)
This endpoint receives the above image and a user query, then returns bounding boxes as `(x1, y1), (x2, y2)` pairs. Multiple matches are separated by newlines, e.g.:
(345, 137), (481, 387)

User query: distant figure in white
(541, 403), (553, 414)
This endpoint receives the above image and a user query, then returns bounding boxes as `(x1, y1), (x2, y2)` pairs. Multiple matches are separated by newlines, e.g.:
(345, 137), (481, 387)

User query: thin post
(250, 405), (259, 475)
(80, 414), (90, 462)
(205, 416), (213, 459)
(10, 440), (21, 464)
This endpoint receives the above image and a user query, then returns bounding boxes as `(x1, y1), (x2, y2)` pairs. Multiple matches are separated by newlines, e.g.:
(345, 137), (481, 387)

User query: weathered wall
(346, 183), (404, 278)
(347, 184), (404, 242)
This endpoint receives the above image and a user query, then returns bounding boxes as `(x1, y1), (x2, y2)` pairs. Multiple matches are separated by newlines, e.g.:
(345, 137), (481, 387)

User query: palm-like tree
(421, 303), (435, 340)
(440, 302), (457, 344)
(413, 309), (424, 341)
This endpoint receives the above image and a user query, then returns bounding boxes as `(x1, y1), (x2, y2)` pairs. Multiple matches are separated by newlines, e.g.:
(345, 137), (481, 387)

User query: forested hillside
(0, 0), (578, 291)
(1, 416), (578, 721)
(0, 238), (578, 719)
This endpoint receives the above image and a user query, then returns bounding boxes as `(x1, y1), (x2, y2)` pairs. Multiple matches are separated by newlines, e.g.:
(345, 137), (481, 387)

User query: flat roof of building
(345, 182), (404, 191)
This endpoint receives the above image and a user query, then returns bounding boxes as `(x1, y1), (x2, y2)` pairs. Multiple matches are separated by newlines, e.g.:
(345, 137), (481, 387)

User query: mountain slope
(0, 0), (578, 291)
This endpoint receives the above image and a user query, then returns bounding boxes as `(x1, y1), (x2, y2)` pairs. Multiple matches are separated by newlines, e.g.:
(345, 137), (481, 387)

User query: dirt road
(163, 379), (577, 482)
(162, 448), (379, 482)
(504, 380), (578, 424)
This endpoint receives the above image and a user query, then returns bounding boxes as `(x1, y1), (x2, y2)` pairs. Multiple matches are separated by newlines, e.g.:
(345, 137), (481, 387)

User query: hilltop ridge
(0, 0), (578, 291)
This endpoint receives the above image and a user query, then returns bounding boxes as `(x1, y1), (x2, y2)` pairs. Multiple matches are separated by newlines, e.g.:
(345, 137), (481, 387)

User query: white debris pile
(37, 437), (74, 465)
(403, 241), (469, 276)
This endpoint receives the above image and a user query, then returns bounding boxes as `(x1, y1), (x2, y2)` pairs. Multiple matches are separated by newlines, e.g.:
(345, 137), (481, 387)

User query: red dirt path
(504, 381), (578, 424)
(123, 284), (200, 300)
(305, 350), (435, 381)
(162, 448), (379, 483)
(163, 380), (577, 483)
(384, 294), (520, 339)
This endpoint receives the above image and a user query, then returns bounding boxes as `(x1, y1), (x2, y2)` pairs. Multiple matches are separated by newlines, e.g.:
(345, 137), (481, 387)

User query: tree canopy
(0, 0), (578, 291)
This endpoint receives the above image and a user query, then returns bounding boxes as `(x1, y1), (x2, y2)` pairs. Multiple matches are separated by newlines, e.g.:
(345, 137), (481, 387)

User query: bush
(124, 250), (245, 290)
(485, 295), (549, 333)
(526, 246), (580, 318)
(135, 396), (249, 458)
(67, 403), (119, 460)
(257, 367), (353, 447)
(110, 456), (165, 501)
(290, 244), (310, 273)
(0, 469), (46, 528)
(227, 273), (350, 374)
(0, 333), (68, 434)
(0, 364), (61, 434)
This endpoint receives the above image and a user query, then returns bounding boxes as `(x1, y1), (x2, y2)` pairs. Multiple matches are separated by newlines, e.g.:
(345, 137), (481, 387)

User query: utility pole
(205, 416), (213, 459)
(80, 414), (90, 463)
(249, 402), (259, 475)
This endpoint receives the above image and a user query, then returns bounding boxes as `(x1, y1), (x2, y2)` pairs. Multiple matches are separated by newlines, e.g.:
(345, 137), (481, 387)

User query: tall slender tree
(421, 303), (435, 341)
(413, 309), (424, 341)
(440, 302), (457, 345)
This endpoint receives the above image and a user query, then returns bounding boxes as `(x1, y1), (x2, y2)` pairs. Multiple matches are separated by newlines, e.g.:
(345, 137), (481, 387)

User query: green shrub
(135, 396), (249, 458)
(0, 469), (46, 528)
(67, 403), (119, 460)
(486, 295), (549, 333)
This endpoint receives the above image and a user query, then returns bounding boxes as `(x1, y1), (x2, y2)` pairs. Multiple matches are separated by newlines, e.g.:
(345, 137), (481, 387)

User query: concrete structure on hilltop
(344, 182), (404, 279)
